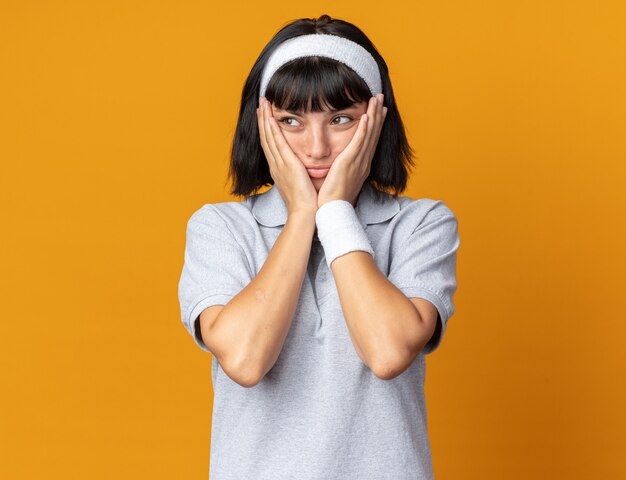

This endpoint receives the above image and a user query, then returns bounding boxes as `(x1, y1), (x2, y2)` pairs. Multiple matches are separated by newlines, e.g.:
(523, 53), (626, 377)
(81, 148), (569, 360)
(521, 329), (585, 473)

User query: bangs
(265, 56), (373, 113)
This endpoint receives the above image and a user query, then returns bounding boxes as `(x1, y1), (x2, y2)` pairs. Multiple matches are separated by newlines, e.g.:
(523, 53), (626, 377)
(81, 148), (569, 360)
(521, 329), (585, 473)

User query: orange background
(1, 1), (625, 478)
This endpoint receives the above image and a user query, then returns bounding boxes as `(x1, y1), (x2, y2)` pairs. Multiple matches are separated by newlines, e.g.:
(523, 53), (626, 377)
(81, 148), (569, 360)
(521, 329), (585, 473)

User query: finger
(354, 111), (371, 154)
(264, 101), (306, 173)
(372, 107), (389, 149)
(368, 94), (384, 149)
(363, 95), (386, 162)
(373, 100), (388, 151)
(257, 98), (278, 175)
(351, 100), (373, 151)
(356, 95), (379, 163)
(333, 111), (369, 169)
(267, 115), (301, 168)
(376, 95), (387, 132)
(263, 99), (286, 173)
(263, 103), (286, 170)
(373, 104), (388, 152)
(257, 101), (269, 158)
(257, 99), (270, 158)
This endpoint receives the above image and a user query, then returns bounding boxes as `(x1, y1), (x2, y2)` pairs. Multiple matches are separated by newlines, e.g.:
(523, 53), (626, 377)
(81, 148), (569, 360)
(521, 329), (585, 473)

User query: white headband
(259, 33), (382, 99)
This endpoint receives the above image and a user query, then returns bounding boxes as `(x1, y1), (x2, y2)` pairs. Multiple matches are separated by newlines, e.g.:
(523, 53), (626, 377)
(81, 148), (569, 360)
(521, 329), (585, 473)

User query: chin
(312, 178), (324, 191)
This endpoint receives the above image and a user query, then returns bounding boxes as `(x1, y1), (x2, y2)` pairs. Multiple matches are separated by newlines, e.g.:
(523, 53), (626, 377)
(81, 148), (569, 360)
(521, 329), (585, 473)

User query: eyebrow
(276, 104), (360, 117)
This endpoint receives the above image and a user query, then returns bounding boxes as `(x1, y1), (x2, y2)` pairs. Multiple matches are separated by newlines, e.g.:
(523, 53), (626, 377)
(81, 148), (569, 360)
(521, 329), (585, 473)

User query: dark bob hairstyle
(228, 14), (416, 203)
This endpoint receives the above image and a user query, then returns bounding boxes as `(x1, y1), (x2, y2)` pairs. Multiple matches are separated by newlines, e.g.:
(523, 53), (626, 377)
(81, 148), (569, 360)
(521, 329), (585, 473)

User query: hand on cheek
(317, 94), (388, 208)
(257, 97), (318, 216)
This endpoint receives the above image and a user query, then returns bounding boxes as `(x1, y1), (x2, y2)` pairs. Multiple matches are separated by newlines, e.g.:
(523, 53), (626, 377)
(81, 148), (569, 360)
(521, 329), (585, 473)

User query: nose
(304, 127), (331, 160)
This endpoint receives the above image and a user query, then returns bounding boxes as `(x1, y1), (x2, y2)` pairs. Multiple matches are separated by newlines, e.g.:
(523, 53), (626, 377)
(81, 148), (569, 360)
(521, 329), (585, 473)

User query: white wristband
(315, 200), (374, 269)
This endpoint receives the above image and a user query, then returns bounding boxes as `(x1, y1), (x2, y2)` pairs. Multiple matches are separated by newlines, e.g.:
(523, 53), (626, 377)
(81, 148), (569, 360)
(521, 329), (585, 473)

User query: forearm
(211, 211), (315, 385)
(330, 251), (424, 378)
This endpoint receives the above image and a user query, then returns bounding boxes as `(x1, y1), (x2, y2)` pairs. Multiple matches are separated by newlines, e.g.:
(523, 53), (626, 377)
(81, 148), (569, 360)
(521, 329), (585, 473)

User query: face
(271, 100), (369, 191)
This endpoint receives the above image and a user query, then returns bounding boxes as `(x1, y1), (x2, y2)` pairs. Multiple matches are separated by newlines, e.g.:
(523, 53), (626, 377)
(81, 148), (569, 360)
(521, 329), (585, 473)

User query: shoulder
(185, 197), (256, 245)
(393, 193), (458, 234)
(187, 197), (254, 228)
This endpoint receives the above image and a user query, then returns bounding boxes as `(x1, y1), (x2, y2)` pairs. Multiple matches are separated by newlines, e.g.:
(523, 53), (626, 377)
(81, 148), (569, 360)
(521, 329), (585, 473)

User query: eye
(277, 116), (302, 127)
(331, 115), (353, 125)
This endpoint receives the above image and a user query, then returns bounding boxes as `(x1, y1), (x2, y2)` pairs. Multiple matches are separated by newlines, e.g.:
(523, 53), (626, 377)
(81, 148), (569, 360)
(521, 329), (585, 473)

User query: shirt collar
(250, 181), (400, 228)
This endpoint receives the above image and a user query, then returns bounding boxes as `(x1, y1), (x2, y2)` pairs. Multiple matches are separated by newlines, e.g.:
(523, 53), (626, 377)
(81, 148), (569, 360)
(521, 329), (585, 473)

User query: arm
(203, 211), (315, 388)
(330, 251), (439, 380)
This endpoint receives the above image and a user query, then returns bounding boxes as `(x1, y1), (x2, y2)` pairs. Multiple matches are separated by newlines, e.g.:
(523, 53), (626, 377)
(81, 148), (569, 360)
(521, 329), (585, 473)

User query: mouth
(306, 167), (330, 178)
(305, 163), (331, 179)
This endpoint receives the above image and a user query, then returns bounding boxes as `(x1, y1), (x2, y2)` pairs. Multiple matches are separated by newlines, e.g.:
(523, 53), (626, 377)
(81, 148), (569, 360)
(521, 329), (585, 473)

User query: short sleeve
(387, 212), (460, 354)
(178, 205), (254, 353)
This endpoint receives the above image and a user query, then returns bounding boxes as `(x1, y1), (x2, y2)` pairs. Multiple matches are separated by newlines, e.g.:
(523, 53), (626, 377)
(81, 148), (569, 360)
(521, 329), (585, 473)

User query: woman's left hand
(317, 93), (388, 208)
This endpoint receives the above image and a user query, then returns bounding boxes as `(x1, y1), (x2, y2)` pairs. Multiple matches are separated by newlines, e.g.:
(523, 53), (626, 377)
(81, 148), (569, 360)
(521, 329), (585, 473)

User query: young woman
(178, 14), (460, 480)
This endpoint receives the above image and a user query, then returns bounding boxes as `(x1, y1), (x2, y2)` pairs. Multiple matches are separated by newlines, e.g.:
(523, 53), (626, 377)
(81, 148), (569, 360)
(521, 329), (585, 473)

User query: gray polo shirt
(178, 181), (460, 480)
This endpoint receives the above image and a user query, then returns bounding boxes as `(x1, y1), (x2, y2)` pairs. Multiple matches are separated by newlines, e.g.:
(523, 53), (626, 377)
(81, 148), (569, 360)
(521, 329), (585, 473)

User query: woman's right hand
(256, 96), (318, 218)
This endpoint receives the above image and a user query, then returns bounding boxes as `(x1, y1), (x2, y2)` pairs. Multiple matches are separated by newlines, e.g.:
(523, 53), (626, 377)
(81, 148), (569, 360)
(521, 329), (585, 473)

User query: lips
(305, 164), (331, 179)
(307, 168), (330, 178)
